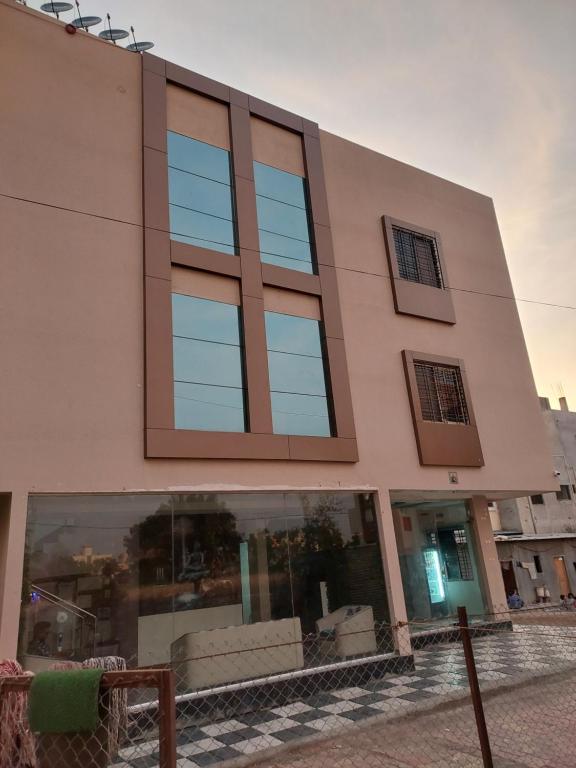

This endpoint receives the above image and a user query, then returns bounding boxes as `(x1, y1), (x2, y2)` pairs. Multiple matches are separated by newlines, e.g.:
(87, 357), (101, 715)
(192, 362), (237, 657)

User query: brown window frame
(142, 54), (356, 461)
(382, 216), (455, 324)
(402, 350), (483, 467)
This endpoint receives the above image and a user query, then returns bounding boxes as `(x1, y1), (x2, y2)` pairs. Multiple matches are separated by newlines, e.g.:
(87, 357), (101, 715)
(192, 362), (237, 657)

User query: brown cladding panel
(242, 295), (273, 434)
(382, 216), (456, 324)
(145, 227), (171, 281)
(312, 222), (335, 268)
(145, 276), (174, 430)
(318, 266), (344, 339)
(324, 337), (356, 439)
(240, 248), (263, 300)
(261, 263), (322, 295)
(142, 69), (167, 153)
(248, 96), (303, 133)
(415, 421), (484, 467)
(234, 175), (260, 253)
(143, 146), (169, 232)
(170, 241), (242, 277)
(142, 52), (166, 76)
(229, 104), (254, 181)
(166, 62), (230, 103)
(288, 436), (358, 462)
(303, 134), (331, 227)
(146, 429), (290, 459)
(302, 119), (320, 139)
(230, 89), (250, 109)
(402, 350), (483, 467)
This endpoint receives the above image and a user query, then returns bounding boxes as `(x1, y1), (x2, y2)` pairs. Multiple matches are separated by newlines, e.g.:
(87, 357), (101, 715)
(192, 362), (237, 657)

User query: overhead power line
(2, 190), (576, 313)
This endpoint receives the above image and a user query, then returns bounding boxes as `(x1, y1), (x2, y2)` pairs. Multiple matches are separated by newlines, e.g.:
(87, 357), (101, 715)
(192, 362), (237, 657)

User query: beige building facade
(0, 1), (556, 672)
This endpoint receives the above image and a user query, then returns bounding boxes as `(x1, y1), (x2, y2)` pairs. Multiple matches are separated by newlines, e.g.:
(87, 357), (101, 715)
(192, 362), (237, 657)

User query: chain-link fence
(0, 668), (176, 768)
(3, 607), (576, 767)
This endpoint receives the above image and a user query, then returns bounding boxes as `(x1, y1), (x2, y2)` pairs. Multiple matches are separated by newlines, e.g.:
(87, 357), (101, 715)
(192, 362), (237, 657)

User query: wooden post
(157, 668), (177, 768)
(458, 606), (494, 768)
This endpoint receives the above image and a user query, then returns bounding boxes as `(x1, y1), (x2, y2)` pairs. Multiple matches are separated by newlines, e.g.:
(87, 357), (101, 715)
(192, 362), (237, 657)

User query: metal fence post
(458, 605), (494, 768)
(158, 668), (177, 768)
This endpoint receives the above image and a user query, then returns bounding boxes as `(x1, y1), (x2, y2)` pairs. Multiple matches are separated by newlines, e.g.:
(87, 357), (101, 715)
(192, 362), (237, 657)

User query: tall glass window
(168, 131), (236, 255)
(265, 311), (331, 437)
(20, 493), (389, 673)
(172, 293), (246, 432)
(254, 162), (314, 273)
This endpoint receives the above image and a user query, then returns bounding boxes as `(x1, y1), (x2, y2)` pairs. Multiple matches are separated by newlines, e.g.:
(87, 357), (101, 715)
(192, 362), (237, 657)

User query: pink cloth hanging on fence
(0, 659), (37, 768)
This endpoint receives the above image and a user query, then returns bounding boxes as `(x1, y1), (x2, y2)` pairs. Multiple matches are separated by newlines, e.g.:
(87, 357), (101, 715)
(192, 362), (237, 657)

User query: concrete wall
(0, 1), (553, 655)
(497, 538), (576, 604)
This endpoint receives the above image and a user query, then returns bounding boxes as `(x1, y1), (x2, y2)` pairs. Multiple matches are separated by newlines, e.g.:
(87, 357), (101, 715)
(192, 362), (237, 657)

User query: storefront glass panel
(20, 492), (389, 671)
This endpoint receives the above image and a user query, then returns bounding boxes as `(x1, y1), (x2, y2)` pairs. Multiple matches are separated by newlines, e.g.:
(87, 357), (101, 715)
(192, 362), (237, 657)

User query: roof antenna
(126, 26), (155, 53)
(40, 2), (73, 18)
(70, 0), (101, 32)
(98, 13), (129, 44)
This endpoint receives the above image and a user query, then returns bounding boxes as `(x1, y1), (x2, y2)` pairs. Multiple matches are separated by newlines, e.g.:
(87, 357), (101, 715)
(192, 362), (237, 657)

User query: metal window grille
(392, 227), (443, 288)
(556, 484), (571, 501)
(452, 527), (474, 580)
(414, 362), (470, 424)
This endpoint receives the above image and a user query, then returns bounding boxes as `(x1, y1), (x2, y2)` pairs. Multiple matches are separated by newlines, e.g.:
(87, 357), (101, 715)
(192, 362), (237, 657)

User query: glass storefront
(20, 492), (389, 670)
(392, 501), (487, 627)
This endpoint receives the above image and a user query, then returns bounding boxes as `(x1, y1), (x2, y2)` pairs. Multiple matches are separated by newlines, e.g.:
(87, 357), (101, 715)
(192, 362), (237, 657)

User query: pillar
(469, 495), (507, 616)
(0, 490), (28, 659)
(375, 491), (412, 656)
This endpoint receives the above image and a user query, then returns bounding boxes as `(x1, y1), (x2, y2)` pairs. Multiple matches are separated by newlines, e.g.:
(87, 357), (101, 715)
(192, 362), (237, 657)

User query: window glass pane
(265, 311), (330, 436)
(168, 131), (231, 184)
(174, 382), (245, 432)
(393, 226), (442, 289)
(172, 294), (240, 346)
(169, 205), (235, 255)
(268, 352), (326, 397)
(254, 162), (307, 208)
(20, 493), (391, 677)
(256, 196), (310, 242)
(271, 392), (330, 437)
(168, 168), (234, 221)
(265, 312), (323, 357)
(173, 337), (243, 389)
(259, 230), (313, 270)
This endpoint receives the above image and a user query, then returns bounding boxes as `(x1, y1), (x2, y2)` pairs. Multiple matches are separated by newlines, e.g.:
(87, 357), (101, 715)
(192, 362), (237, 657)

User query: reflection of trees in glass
(264, 494), (350, 632)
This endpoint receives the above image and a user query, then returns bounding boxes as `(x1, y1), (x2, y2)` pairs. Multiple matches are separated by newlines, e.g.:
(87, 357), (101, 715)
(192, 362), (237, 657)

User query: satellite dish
(126, 41), (155, 52)
(41, 1), (73, 14)
(126, 26), (154, 53)
(98, 13), (129, 44)
(99, 28), (129, 41)
(70, 15), (101, 29)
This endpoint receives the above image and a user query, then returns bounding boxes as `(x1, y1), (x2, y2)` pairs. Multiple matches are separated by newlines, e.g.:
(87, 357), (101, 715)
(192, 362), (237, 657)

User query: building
(494, 398), (576, 603)
(0, 0), (556, 678)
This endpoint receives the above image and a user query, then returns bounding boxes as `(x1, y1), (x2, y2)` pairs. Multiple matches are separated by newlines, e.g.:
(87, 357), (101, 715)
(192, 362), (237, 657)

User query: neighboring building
(0, 0), (556, 674)
(495, 398), (576, 603)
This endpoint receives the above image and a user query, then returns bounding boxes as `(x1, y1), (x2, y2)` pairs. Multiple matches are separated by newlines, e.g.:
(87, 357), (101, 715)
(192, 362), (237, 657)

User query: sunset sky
(35, 0), (576, 408)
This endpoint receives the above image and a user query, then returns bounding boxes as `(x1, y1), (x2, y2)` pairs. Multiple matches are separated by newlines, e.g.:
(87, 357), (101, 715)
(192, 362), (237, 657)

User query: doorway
(553, 556), (570, 595)
(500, 561), (518, 596)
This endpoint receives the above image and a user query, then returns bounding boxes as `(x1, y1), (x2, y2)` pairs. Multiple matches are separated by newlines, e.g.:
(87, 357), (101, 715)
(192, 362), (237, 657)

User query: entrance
(553, 556), (570, 595)
(500, 561), (518, 596)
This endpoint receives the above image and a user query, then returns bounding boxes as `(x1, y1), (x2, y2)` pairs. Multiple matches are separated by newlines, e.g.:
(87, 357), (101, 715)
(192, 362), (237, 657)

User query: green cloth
(28, 669), (104, 733)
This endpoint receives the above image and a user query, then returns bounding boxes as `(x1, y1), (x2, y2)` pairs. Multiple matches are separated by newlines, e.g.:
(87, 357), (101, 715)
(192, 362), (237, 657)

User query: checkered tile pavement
(114, 626), (576, 768)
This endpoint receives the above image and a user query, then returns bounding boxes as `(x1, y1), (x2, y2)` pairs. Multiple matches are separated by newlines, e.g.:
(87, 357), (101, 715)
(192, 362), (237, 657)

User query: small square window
(392, 226), (443, 288)
(556, 485), (571, 501)
(530, 494), (544, 505)
(414, 362), (469, 425)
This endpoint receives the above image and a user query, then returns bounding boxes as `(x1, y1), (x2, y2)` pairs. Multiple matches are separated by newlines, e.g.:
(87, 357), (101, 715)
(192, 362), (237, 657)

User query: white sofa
(171, 617), (304, 690)
(317, 605), (377, 658)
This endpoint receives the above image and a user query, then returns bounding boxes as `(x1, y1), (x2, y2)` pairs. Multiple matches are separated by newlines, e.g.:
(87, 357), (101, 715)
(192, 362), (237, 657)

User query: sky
(32, 0), (576, 408)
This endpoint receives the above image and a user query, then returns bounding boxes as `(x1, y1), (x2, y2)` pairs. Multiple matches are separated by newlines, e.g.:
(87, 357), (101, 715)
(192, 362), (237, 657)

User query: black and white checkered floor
(115, 626), (576, 768)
